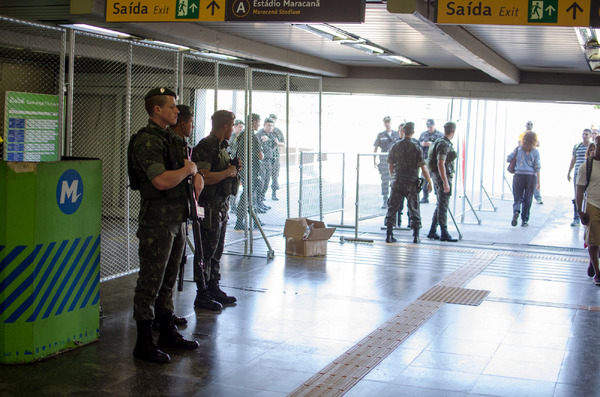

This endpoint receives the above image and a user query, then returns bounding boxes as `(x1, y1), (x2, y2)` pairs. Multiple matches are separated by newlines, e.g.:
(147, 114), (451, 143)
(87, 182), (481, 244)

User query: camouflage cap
(269, 113), (278, 120)
(144, 87), (177, 100)
(234, 119), (245, 125)
(264, 117), (275, 124)
(426, 119), (435, 127)
(383, 116), (391, 122)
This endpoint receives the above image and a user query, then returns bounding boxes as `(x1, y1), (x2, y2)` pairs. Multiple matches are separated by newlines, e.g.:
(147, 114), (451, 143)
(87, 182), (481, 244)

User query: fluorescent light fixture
(294, 23), (420, 66)
(62, 23), (130, 38)
(139, 39), (190, 51)
(293, 24), (352, 41)
(341, 41), (385, 54)
(192, 50), (240, 61)
(377, 54), (417, 65)
(574, 27), (600, 72)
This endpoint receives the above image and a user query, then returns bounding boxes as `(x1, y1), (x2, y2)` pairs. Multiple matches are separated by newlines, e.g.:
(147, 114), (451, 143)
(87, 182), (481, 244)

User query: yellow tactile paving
(288, 250), (498, 397)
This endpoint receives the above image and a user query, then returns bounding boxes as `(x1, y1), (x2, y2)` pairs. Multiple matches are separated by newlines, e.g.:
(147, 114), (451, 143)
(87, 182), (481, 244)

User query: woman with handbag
(507, 131), (541, 227)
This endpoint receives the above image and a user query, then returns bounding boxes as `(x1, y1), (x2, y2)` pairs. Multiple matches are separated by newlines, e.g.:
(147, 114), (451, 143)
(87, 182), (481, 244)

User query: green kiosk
(0, 158), (102, 363)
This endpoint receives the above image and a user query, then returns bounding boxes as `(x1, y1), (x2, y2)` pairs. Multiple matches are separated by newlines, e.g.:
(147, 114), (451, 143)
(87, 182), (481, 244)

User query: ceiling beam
(124, 21), (348, 77)
(388, 0), (520, 84)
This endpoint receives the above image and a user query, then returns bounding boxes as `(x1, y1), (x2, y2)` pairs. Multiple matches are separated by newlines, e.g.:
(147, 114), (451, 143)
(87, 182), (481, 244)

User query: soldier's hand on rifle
(193, 173), (204, 198)
(183, 159), (198, 176)
(226, 164), (238, 177)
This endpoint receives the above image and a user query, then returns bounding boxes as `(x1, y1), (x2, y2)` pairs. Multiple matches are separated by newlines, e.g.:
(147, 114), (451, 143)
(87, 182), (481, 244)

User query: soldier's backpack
(426, 139), (442, 173)
(127, 128), (145, 190)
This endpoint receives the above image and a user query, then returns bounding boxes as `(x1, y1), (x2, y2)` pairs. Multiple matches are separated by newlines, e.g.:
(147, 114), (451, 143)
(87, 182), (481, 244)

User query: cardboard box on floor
(284, 217), (336, 256)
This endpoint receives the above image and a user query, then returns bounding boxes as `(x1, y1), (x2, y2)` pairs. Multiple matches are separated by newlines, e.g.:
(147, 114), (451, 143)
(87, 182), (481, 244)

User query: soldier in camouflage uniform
(427, 122), (459, 242)
(384, 122), (432, 243)
(192, 110), (239, 310)
(130, 88), (201, 364)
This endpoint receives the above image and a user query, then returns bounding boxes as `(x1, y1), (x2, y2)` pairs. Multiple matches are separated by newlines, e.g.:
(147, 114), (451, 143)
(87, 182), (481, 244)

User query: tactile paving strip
(418, 286), (490, 306)
(288, 251), (498, 397)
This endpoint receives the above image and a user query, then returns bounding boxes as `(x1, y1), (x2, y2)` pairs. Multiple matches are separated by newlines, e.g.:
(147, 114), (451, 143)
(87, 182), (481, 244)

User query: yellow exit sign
(437, 0), (590, 26)
(106, 0), (225, 22)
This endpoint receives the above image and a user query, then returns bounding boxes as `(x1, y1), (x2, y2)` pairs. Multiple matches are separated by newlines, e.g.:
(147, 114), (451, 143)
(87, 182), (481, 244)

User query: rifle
(179, 143), (206, 291)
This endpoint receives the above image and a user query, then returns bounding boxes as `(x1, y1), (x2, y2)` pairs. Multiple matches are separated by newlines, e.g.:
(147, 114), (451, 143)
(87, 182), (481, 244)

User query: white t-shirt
(576, 159), (600, 209)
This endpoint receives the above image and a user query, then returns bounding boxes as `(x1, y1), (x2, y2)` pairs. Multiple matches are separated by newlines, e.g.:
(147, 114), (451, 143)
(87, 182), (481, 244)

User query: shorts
(584, 202), (600, 246)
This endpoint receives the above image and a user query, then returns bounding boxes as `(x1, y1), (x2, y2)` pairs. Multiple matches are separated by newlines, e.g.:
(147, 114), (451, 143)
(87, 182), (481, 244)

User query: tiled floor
(1, 195), (597, 396)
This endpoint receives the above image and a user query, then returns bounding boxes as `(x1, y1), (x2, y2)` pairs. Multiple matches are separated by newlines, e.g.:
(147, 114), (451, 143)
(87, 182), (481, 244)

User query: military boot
(427, 224), (440, 240)
(194, 287), (223, 311)
(440, 228), (458, 242)
(385, 226), (397, 243)
(412, 228), (421, 243)
(152, 313), (187, 330)
(157, 313), (199, 350)
(133, 320), (171, 364)
(208, 280), (237, 304)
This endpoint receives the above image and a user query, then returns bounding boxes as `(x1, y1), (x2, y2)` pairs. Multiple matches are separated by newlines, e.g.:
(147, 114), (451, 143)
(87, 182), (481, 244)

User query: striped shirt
(573, 142), (589, 178)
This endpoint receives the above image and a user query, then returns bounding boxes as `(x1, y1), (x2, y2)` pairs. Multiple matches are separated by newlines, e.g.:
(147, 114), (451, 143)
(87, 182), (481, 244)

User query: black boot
(412, 229), (420, 243)
(385, 227), (397, 243)
(157, 313), (199, 350)
(440, 228), (458, 242)
(194, 288), (223, 311)
(133, 320), (171, 363)
(208, 280), (237, 304)
(152, 313), (187, 330)
(427, 224), (440, 240)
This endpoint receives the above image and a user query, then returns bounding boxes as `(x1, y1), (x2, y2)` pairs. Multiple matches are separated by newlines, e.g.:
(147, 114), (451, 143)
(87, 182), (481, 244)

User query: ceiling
(0, 0), (598, 99)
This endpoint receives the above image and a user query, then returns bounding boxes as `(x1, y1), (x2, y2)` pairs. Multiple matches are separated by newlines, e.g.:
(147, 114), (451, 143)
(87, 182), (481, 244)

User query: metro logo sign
(437, 0), (590, 26)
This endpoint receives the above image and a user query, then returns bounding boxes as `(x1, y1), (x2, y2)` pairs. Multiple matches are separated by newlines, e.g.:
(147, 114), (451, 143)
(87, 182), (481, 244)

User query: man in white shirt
(576, 135), (600, 285)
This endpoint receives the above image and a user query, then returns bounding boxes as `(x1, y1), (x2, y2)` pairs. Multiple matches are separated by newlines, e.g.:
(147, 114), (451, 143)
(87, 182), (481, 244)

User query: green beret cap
(144, 87), (177, 100)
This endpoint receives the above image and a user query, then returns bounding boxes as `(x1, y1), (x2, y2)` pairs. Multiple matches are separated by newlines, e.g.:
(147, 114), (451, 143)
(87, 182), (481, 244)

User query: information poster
(4, 91), (60, 162)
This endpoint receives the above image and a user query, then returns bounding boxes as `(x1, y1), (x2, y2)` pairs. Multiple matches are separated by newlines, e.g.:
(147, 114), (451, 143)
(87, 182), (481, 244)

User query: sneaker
(511, 212), (519, 227)
(594, 275), (600, 285)
(588, 262), (595, 277)
(521, 221), (528, 227)
(536, 198), (543, 204)
(571, 219), (581, 226)
(420, 197), (429, 204)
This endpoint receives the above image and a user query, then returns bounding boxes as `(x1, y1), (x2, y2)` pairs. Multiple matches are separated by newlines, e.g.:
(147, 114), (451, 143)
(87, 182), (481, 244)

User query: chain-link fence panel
(356, 153), (389, 220)
(249, 69), (289, 236)
(288, 75), (321, 220)
(0, 17), (65, 162)
(181, 54), (216, 143)
(70, 31), (134, 280)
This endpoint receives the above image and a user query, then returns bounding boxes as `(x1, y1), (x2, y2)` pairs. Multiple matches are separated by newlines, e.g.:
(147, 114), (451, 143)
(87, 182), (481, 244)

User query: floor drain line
(288, 251), (497, 397)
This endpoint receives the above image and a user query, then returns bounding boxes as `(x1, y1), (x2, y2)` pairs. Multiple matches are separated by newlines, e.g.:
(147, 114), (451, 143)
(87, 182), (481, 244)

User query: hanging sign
(225, 0), (366, 22)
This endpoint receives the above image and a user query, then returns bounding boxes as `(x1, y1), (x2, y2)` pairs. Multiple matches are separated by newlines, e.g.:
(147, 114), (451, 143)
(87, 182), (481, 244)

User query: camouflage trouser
(259, 158), (274, 202)
(385, 182), (421, 229)
(378, 162), (392, 197)
(196, 209), (228, 285)
(431, 173), (453, 230)
(133, 222), (185, 321)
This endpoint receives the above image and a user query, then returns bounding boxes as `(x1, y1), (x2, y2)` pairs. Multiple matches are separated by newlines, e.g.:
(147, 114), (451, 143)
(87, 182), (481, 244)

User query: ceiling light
(377, 54), (418, 65)
(292, 24), (353, 41)
(192, 50), (240, 61)
(62, 24), (130, 38)
(341, 41), (385, 54)
(139, 39), (190, 51)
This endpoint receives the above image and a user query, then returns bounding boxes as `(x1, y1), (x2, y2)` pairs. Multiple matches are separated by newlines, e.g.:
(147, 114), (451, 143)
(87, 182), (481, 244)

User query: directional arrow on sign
(189, 3), (198, 12)
(207, 0), (220, 16)
(545, 5), (556, 15)
(566, 2), (584, 19)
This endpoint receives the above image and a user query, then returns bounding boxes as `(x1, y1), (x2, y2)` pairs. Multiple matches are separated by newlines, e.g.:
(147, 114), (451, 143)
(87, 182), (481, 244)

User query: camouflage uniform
(131, 119), (189, 322)
(385, 138), (425, 231)
(257, 127), (277, 204)
(374, 129), (400, 200)
(271, 126), (285, 194)
(235, 129), (263, 229)
(430, 136), (457, 233)
(192, 134), (234, 284)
